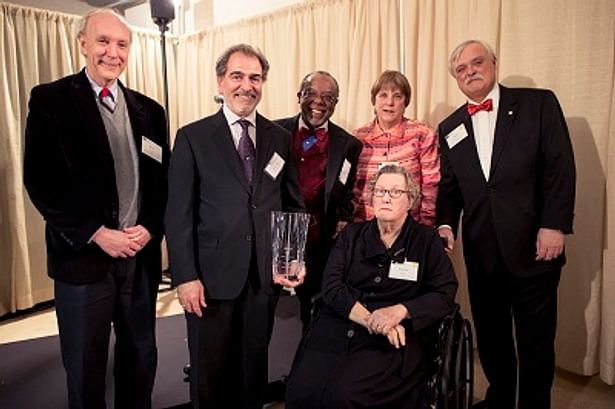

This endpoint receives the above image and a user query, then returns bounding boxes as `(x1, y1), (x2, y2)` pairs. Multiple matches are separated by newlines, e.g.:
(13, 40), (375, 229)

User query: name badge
(388, 260), (418, 281)
(338, 158), (352, 185)
(445, 123), (468, 149)
(378, 161), (399, 169)
(265, 152), (285, 180)
(142, 136), (162, 163)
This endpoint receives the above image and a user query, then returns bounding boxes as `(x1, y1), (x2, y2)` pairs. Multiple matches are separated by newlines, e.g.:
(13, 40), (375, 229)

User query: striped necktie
(99, 87), (116, 113)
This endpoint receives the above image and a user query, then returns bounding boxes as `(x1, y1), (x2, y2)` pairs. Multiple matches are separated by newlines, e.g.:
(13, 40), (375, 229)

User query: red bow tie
(299, 127), (328, 139)
(467, 98), (493, 116)
(100, 87), (111, 98)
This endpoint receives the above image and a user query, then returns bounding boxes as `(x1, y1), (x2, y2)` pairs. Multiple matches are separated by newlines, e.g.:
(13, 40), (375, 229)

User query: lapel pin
(508, 110), (513, 115)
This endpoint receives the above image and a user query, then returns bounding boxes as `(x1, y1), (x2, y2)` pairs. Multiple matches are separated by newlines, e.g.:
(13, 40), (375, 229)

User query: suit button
(112, 211), (118, 218)
(346, 329), (355, 338)
(251, 204), (257, 210)
(374, 276), (382, 283)
(245, 235), (252, 241)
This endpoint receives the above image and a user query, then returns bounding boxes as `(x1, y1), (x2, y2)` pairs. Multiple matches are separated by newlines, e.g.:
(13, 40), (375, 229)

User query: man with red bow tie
(436, 40), (576, 409)
(276, 71), (362, 327)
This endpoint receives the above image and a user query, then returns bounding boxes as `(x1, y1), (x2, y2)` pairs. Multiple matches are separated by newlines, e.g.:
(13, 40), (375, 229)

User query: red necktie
(467, 98), (493, 116)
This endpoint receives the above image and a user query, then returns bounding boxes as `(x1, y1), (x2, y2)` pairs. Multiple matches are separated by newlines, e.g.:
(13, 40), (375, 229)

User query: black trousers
(54, 258), (158, 409)
(467, 250), (561, 409)
(295, 240), (329, 327)
(186, 271), (278, 409)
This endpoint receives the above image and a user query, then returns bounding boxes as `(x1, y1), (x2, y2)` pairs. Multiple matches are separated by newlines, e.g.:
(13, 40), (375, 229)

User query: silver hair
(448, 39), (496, 76)
(368, 164), (420, 210)
(215, 44), (270, 81)
(76, 9), (131, 41)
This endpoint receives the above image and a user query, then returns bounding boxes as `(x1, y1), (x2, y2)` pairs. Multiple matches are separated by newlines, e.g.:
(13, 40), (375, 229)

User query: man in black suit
(276, 71), (362, 326)
(165, 44), (305, 409)
(23, 9), (169, 409)
(436, 40), (576, 409)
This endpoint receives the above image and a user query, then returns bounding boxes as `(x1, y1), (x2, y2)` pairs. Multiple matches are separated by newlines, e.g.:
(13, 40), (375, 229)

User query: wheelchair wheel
(437, 314), (457, 409)
(452, 318), (473, 409)
(427, 307), (474, 409)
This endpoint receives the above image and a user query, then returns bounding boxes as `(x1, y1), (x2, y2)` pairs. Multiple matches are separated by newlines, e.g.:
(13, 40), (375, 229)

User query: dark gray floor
(0, 295), (302, 409)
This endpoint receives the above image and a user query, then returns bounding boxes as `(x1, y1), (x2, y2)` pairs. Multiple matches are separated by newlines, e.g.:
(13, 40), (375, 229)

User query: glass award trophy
(271, 211), (310, 281)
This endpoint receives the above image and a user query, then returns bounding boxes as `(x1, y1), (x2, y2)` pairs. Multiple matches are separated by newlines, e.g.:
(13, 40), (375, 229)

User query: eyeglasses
(373, 188), (409, 199)
(300, 89), (338, 105)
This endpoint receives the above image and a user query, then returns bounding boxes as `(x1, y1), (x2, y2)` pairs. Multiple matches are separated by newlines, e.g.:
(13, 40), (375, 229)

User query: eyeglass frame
(299, 88), (338, 105)
(372, 187), (410, 199)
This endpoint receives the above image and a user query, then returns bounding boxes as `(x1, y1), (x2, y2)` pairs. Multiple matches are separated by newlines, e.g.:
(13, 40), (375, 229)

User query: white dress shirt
(469, 84), (499, 180)
(222, 104), (257, 149)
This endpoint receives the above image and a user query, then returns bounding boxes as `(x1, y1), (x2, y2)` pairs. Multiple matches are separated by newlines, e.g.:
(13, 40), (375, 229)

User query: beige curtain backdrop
(0, 4), (80, 316)
(172, 0), (400, 143)
(1, 0), (613, 385)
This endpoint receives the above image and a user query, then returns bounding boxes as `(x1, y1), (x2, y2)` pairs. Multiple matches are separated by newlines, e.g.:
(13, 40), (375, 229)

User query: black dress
(286, 216), (458, 409)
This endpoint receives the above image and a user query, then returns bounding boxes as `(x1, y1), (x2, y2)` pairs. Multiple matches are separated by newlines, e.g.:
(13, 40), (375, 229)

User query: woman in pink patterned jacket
(353, 70), (440, 226)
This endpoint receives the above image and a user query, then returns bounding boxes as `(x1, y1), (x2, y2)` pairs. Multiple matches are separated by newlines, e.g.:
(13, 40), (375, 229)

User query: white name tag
(378, 161), (399, 169)
(338, 158), (352, 185)
(388, 260), (419, 281)
(265, 152), (285, 180)
(141, 136), (162, 163)
(445, 123), (468, 149)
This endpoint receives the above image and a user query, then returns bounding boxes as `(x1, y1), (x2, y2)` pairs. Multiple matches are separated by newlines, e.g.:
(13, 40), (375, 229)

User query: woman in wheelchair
(285, 164), (458, 409)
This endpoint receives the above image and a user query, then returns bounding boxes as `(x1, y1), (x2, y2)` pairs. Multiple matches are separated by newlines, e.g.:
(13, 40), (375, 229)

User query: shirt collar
(363, 214), (415, 260)
(298, 116), (329, 132)
(467, 83), (500, 109)
(369, 116), (408, 139)
(84, 68), (119, 100)
(222, 104), (257, 127)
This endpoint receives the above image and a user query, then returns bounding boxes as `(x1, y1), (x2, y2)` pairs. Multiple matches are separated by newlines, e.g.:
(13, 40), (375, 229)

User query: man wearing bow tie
(276, 71), (362, 327)
(436, 40), (576, 409)
(24, 9), (169, 408)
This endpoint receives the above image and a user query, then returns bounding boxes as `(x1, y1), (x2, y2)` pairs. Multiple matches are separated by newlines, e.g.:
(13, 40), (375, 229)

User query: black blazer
(24, 69), (169, 284)
(165, 109), (305, 299)
(322, 217), (458, 332)
(436, 85), (576, 277)
(275, 115), (362, 244)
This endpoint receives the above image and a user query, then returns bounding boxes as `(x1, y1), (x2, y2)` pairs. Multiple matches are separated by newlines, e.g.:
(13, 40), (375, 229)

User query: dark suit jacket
(24, 69), (169, 284)
(165, 109), (305, 299)
(436, 85), (575, 277)
(275, 115), (362, 245)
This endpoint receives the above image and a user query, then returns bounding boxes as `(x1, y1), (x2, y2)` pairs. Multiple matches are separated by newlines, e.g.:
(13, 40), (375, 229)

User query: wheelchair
(309, 297), (474, 409)
(426, 304), (474, 409)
